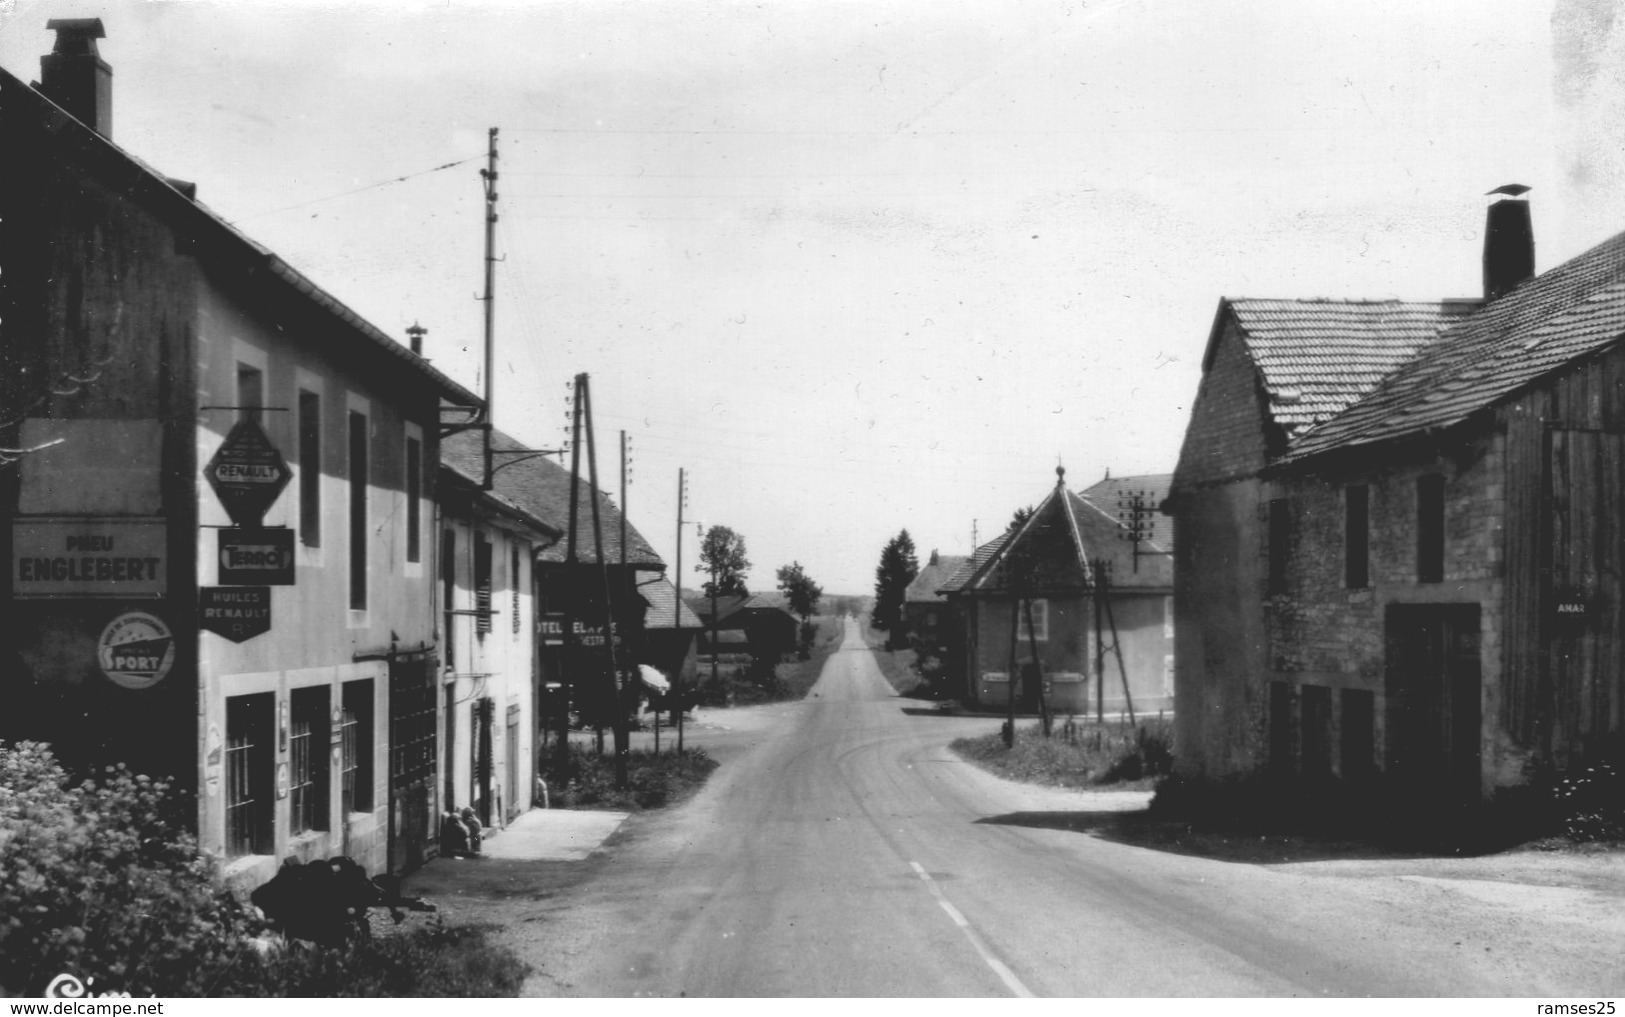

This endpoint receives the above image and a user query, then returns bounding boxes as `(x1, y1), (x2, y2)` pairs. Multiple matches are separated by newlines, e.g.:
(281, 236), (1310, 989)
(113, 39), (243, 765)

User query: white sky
(4, 0), (1622, 594)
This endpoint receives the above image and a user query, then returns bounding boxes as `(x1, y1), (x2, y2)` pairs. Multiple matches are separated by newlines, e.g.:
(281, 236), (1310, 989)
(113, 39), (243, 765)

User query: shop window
(442, 529), (457, 669)
(289, 686), (330, 835)
(225, 694), (273, 857)
(341, 680), (374, 815)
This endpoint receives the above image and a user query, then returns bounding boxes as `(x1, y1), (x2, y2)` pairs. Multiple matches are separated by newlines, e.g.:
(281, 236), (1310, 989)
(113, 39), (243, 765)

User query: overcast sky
(4, 0), (1623, 594)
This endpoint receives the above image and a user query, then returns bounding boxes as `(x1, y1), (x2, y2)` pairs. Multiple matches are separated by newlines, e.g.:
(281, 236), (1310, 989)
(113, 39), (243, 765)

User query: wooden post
(1004, 593), (1020, 748)
(1024, 597), (1050, 737)
(581, 376), (629, 788)
(674, 469), (686, 754)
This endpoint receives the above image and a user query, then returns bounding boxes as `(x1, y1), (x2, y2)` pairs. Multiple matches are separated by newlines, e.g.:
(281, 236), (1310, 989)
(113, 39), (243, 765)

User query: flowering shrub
(0, 741), (262, 996)
(0, 741), (527, 996)
(1555, 763), (1625, 843)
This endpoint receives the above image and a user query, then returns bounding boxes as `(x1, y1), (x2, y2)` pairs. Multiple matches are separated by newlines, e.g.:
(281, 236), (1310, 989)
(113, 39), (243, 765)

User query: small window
(225, 694), (273, 857)
(1301, 684), (1333, 778)
(289, 686), (330, 835)
(299, 390), (321, 546)
(1019, 598), (1048, 642)
(1341, 688), (1375, 784)
(442, 529), (457, 669)
(1267, 498), (1291, 595)
(349, 411), (369, 610)
(475, 534), (493, 636)
(1345, 485), (1369, 589)
(1268, 681), (1293, 773)
(511, 543), (521, 636)
(236, 364), (263, 423)
(340, 680), (374, 815)
(405, 435), (422, 563)
(1417, 474), (1444, 584)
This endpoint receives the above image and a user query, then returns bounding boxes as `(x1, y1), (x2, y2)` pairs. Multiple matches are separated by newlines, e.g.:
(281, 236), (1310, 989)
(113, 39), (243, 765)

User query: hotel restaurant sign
(11, 518), (166, 598)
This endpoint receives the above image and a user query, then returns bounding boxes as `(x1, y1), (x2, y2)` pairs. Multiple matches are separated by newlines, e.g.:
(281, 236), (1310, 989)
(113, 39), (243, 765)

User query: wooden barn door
(1385, 604), (1482, 802)
(1544, 426), (1625, 767)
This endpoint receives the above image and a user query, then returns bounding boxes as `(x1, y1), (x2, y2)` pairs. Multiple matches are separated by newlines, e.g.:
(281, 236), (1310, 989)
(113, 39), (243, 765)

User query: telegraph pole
(674, 468), (686, 754)
(479, 126), (499, 490)
(581, 377), (629, 788)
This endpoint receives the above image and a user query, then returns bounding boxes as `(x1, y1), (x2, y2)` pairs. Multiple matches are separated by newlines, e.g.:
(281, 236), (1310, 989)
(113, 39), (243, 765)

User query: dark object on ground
(250, 856), (435, 947)
(439, 810), (483, 858)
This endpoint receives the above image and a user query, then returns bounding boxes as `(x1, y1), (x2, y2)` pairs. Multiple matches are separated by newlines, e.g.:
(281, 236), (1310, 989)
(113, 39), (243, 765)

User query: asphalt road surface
(522, 617), (1625, 997)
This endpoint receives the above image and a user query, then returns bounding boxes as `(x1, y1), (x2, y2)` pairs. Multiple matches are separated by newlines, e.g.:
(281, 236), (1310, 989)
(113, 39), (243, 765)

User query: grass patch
(951, 718), (1174, 791)
(542, 744), (718, 811)
(858, 617), (924, 695)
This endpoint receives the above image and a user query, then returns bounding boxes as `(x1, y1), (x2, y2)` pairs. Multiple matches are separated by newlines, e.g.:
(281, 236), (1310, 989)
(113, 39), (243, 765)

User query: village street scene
(2, 0), (1625, 1002)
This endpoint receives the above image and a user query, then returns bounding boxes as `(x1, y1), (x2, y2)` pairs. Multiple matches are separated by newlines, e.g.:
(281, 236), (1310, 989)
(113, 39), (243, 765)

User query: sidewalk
(477, 807), (630, 861)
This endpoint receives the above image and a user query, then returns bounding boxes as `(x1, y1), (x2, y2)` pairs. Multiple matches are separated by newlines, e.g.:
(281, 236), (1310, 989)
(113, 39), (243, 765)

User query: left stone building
(0, 23), (482, 885)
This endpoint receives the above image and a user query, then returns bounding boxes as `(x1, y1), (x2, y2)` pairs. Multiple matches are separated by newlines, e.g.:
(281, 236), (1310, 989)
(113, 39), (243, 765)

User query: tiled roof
(1286, 230), (1625, 461)
(441, 428), (664, 567)
(1225, 298), (1473, 436)
(1079, 473), (1175, 554)
(637, 572), (703, 630)
(906, 553), (969, 603)
(937, 538), (1007, 595)
(948, 480), (1172, 596)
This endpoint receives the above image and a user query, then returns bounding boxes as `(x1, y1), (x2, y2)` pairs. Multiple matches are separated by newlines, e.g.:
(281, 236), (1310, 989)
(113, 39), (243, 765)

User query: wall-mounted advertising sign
(199, 586), (272, 643)
(97, 611), (176, 690)
(218, 528), (295, 585)
(204, 418), (291, 527)
(12, 518), (166, 598)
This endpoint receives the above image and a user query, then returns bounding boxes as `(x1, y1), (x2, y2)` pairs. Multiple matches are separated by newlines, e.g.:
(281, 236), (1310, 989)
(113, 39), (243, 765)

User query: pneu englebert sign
(11, 518), (167, 598)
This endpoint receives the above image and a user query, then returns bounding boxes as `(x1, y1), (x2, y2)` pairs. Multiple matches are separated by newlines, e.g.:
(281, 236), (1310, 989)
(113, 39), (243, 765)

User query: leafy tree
(697, 525), (751, 598)
(1008, 505), (1036, 533)
(871, 529), (919, 642)
(775, 561), (824, 623)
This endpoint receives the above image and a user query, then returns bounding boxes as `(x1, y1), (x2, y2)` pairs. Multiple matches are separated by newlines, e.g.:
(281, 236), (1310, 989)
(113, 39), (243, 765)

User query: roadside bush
(0, 741), (526, 997)
(951, 718), (1174, 789)
(1555, 763), (1625, 842)
(542, 745), (718, 811)
(0, 740), (263, 996)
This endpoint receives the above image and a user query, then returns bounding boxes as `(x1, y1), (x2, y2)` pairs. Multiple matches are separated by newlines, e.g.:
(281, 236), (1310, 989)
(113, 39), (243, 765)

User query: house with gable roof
(940, 468), (1173, 715)
(1167, 189), (1625, 805)
(0, 24), (484, 885)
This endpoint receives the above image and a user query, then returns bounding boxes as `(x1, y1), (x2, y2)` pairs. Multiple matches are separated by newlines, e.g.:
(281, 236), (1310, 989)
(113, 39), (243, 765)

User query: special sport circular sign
(97, 611), (176, 690)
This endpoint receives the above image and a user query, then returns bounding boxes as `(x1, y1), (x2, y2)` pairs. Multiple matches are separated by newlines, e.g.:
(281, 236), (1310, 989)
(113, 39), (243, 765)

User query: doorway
(1384, 604), (1482, 802)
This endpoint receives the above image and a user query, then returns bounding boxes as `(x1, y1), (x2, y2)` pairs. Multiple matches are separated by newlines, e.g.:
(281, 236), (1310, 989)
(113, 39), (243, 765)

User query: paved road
(522, 617), (1625, 996)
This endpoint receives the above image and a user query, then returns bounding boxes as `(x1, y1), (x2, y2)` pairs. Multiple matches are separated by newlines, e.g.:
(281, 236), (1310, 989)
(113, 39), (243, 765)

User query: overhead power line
(229, 154), (486, 224)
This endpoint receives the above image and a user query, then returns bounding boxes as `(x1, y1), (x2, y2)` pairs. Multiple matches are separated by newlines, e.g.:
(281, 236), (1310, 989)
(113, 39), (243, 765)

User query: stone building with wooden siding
(0, 27), (480, 886)
(1168, 190), (1625, 804)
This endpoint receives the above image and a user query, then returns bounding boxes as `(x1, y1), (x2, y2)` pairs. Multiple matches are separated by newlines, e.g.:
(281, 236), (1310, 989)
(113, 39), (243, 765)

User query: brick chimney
(1483, 184), (1534, 301)
(40, 18), (111, 139)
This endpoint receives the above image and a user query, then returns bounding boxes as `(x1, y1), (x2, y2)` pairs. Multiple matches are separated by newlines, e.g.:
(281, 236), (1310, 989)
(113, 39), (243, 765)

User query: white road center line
(910, 861), (1035, 998)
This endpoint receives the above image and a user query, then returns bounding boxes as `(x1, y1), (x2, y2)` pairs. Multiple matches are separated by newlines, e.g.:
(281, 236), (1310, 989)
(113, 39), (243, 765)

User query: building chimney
(40, 19), (112, 139)
(406, 322), (427, 356)
(1483, 184), (1534, 301)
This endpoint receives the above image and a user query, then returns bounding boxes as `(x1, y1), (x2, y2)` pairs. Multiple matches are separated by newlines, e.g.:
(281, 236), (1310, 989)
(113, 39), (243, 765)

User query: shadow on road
(975, 809), (1443, 865)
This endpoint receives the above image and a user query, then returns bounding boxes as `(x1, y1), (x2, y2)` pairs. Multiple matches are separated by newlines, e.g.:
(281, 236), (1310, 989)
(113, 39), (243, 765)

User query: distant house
(686, 592), (799, 663)
(939, 468), (1173, 716)
(637, 570), (704, 691)
(1166, 190), (1625, 805)
(903, 550), (968, 667)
